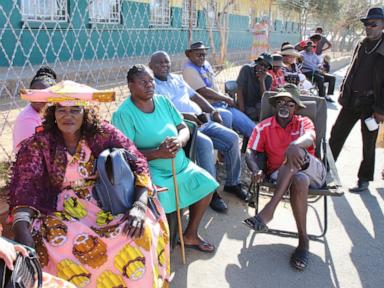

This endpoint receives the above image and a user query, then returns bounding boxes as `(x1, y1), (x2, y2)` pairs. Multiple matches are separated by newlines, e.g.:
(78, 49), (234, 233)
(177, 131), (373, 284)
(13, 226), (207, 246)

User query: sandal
(290, 248), (309, 271)
(178, 239), (215, 253)
(242, 215), (269, 232)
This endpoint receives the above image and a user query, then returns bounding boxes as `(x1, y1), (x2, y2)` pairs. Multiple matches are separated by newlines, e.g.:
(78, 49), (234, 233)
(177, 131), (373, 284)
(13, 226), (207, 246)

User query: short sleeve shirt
(154, 73), (202, 114)
(315, 36), (331, 55)
(247, 115), (316, 175)
(13, 104), (42, 153)
(182, 61), (220, 92)
(236, 63), (272, 107)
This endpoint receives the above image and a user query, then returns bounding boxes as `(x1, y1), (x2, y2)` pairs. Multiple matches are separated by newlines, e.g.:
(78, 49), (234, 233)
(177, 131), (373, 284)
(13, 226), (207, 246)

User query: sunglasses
(192, 52), (207, 58)
(363, 22), (378, 28)
(276, 99), (296, 108)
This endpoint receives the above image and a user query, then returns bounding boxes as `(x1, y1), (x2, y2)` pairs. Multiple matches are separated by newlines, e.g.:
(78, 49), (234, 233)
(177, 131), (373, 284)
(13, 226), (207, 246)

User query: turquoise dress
(112, 94), (218, 213)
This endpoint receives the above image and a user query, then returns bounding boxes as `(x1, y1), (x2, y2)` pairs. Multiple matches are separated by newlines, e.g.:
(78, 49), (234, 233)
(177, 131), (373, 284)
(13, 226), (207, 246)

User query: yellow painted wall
(131, 0), (300, 23)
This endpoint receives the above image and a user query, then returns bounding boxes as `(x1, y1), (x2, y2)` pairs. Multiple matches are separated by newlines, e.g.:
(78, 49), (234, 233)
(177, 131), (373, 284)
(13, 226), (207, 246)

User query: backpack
(92, 148), (136, 215)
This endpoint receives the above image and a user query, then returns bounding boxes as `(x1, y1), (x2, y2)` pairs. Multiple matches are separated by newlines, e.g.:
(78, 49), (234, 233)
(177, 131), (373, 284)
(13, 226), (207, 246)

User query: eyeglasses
(363, 22), (378, 28)
(276, 99), (296, 108)
(55, 106), (84, 116)
(193, 52), (207, 58)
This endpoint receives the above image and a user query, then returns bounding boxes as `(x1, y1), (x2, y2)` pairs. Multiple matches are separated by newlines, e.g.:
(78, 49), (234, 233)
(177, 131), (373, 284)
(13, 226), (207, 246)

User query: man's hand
(373, 112), (384, 123)
(186, 114), (204, 126)
(211, 110), (223, 124)
(224, 95), (236, 107)
(256, 70), (267, 81)
(251, 169), (265, 184)
(285, 143), (305, 170)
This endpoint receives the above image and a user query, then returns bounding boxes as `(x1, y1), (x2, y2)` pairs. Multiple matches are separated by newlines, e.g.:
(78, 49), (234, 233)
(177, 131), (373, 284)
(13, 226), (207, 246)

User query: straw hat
(20, 80), (115, 106)
(280, 44), (301, 58)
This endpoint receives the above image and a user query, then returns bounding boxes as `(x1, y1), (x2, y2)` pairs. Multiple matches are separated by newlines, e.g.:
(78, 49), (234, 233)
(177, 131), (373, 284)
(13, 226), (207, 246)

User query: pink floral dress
(30, 141), (170, 288)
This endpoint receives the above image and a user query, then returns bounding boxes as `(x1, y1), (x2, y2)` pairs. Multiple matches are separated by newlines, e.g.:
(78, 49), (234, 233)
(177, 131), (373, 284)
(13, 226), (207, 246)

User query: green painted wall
(0, 0), (300, 67)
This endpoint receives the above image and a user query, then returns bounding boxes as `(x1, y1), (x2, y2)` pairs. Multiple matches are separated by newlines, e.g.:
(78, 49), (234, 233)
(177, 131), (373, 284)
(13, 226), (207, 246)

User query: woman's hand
(158, 137), (182, 158)
(122, 201), (146, 238)
(0, 237), (28, 270)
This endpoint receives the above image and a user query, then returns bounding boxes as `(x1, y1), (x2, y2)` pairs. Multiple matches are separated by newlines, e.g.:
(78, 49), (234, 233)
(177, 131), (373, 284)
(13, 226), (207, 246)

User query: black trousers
(329, 107), (378, 181)
(304, 71), (336, 97)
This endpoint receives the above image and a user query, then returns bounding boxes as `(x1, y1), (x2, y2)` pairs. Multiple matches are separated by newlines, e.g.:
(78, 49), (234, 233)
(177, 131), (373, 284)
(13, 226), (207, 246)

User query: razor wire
(0, 0), (302, 162)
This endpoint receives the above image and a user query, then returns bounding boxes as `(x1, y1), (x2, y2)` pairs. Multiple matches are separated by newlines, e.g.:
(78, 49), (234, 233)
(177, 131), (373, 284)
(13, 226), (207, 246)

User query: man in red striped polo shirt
(242, 84), (326, 271)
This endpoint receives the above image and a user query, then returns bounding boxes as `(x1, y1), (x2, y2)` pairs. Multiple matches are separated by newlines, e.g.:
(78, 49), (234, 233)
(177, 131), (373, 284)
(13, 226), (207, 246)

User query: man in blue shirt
(182, 42), (256, 138)
(300, 41), (335, 102)
(149, 51), (251, 211)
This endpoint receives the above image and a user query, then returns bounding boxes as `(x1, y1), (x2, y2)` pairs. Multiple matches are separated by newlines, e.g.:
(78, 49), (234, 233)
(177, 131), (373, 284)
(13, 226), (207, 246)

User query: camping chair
(166, 119), (198, 249)
(224, 80), (249, 153)
(247, 91), (343, 241)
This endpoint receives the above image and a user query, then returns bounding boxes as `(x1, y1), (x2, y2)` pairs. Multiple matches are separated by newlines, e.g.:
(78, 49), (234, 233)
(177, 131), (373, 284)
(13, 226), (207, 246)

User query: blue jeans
(196, 121), (241, 186)
(212, 102), (255, 138)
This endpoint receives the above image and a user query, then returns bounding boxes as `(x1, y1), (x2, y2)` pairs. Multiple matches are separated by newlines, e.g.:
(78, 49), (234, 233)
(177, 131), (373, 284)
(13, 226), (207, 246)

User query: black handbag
(0, 238), (43, 288)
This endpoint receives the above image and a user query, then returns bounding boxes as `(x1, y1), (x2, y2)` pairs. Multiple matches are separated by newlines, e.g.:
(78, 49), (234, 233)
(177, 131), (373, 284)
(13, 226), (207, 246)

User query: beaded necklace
(67, 139), (89, 178)
(364, 37), (383, 55)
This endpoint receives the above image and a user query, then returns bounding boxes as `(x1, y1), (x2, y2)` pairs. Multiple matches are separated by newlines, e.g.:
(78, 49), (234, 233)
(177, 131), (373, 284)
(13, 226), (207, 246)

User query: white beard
(278, 107), (290, 118)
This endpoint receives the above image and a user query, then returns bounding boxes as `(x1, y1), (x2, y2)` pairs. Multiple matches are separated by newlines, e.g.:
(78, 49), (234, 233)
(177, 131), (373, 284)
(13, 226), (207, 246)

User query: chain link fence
(0, 0), (303, 162)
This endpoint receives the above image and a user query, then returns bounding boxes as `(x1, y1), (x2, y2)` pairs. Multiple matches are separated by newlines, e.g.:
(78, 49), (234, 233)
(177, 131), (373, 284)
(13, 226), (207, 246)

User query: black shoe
(349, 180), (369, 193)
(224, 184), (251, 202)
(325, 95), (335, 102)
(210, 192), (228, 213)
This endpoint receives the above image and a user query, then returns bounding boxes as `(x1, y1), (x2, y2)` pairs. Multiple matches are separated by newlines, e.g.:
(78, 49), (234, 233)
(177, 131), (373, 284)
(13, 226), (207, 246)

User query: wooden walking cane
(171, 158), (186, 264)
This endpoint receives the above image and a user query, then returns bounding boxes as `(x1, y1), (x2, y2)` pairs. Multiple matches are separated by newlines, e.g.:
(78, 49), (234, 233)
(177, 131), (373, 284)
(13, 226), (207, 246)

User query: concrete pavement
(170, 66), (384, 288)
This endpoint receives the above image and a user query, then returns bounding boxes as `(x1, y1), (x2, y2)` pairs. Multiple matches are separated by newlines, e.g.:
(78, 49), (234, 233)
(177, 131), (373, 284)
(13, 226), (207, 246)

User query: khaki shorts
(270, 154), (327, 189)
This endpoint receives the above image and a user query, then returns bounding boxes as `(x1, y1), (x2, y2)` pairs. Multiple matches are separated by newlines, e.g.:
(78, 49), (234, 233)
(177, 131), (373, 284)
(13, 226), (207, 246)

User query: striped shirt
(247, 115), (315, 174)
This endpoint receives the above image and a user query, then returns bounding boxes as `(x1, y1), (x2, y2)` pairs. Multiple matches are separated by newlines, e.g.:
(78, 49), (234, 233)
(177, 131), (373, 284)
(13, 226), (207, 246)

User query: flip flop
(290, 248), (309, 271)
(242, 215), (269, 232)
(179, 239), (215, 253)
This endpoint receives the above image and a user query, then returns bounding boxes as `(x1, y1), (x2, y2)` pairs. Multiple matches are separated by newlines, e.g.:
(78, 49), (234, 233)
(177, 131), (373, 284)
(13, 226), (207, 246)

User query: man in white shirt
(149, 51), (251, 211)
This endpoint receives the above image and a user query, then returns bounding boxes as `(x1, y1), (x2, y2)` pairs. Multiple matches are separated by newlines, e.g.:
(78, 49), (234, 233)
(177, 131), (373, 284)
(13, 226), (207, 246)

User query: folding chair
(247, 91), (343, 241)
(166, 120), (198, 249)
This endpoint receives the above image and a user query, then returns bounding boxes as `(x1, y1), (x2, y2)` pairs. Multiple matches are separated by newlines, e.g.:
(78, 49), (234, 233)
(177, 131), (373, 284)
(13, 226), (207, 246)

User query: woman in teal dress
(112, 64), (218, 252)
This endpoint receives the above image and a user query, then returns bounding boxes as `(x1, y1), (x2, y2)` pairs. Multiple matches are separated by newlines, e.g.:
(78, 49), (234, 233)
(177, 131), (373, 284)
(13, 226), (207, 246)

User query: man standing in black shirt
(329, 7), (384, 193)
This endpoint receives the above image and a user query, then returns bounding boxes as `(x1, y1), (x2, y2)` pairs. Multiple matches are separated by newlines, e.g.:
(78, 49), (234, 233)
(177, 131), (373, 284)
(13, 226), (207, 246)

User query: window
(20, 0), (68, 22)
(150, 0), (170, 27)
(182, 0), (197, 28)
(206, 0), (217, 28)
(89, 0), (121, 24)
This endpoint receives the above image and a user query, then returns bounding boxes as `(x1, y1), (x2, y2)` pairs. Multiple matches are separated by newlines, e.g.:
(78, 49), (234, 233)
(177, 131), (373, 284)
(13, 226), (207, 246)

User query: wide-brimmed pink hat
(20, 80), (115, 106)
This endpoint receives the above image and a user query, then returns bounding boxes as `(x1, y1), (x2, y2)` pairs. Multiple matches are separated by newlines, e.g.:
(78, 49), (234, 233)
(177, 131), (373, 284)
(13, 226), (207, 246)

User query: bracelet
(12, 211), (34, 230)
(133, 201), (147, 211)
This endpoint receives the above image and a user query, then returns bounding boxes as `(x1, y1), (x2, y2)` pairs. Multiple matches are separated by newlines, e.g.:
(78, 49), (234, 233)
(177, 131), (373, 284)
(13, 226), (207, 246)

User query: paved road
(170, 66), (384, 288)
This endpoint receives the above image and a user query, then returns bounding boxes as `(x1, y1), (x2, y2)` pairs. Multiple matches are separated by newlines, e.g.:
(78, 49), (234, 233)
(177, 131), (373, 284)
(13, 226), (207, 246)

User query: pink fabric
(31, 143), (170, 287)
(12, 104), (42, 153)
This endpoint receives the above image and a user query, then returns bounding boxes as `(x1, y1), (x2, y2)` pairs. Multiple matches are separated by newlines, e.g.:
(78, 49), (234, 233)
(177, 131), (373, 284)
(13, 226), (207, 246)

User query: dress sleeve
(111, 109), (136, 142)
(101, 123), (152, 190)
(8, 138), (48, 213)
